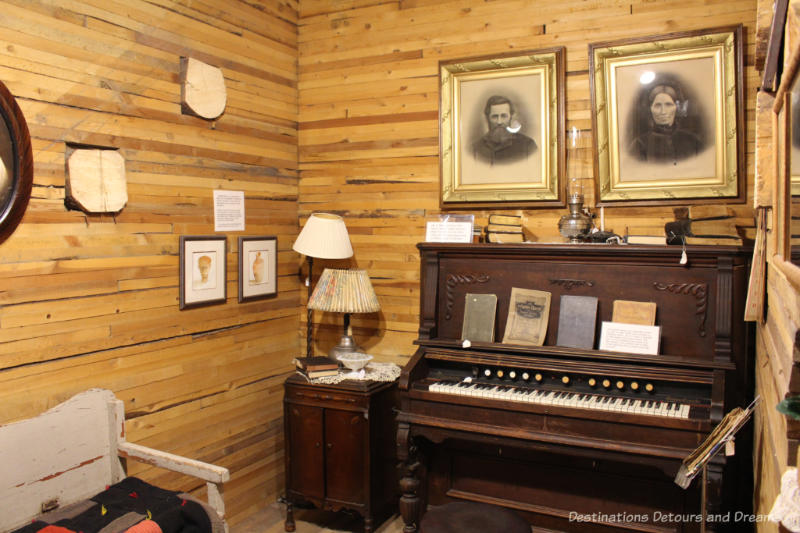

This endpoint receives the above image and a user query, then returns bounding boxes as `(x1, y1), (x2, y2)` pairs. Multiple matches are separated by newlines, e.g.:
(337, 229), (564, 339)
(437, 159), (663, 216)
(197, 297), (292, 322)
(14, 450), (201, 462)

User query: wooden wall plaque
(66, 149), (127, 214)
(180, 57), (226, 120)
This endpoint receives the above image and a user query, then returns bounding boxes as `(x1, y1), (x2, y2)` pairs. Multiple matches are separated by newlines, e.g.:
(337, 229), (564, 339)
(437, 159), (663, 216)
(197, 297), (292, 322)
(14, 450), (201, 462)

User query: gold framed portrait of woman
(590, 26), (744, 206)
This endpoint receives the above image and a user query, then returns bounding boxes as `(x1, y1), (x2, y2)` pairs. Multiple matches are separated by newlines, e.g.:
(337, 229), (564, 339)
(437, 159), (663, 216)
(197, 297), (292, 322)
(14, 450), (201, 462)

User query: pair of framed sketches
(179, 235), (277, 309)
(438, 26), (744, 208)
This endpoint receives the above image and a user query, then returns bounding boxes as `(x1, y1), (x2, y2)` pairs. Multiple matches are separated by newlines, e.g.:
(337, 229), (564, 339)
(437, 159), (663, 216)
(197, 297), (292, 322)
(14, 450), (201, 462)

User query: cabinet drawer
(285, 386), (366, 409)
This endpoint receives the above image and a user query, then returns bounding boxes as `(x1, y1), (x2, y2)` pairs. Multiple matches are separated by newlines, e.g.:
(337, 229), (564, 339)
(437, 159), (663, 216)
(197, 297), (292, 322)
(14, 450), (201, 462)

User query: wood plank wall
(297, 1), (759, 363)
(753, 0), (800, 530)
(0, 0), (300, 526)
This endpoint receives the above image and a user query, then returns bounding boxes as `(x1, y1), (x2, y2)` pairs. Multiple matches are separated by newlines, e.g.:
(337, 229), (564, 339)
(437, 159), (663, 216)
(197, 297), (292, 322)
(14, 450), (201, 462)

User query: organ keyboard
(428, 379), (692, 419)
(396, 243), (754, 533)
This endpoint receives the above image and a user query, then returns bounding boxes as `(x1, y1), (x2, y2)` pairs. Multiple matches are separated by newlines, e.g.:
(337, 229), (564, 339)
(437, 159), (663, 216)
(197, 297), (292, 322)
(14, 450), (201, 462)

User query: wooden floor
(231, 502), (405, 533)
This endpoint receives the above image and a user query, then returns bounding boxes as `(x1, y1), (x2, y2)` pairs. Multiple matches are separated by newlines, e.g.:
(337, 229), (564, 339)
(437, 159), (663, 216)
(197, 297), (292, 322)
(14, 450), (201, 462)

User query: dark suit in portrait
(473, 95), (537, 165)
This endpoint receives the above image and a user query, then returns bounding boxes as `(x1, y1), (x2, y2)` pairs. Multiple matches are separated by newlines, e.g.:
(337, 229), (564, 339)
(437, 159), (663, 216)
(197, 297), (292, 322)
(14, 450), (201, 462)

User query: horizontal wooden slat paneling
(0, 0), (299, 527)
(297, 0), (758, 363)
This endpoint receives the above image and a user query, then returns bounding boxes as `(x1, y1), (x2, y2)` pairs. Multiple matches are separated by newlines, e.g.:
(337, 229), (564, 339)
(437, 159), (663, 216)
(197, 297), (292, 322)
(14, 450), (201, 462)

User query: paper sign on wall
(214, 190), (245, 232)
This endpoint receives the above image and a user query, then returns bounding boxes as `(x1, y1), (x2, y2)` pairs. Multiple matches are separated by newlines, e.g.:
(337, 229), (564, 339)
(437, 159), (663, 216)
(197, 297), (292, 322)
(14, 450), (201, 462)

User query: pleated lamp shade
(307, 269), (380, 313)
(307, 269), (380, 357)
(292, 213), (353, 259)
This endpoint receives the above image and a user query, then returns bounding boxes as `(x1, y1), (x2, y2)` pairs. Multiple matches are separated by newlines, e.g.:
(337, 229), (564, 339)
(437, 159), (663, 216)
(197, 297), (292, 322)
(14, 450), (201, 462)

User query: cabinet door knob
(326, 443), (333, 449)
(315, 442), (320, 448)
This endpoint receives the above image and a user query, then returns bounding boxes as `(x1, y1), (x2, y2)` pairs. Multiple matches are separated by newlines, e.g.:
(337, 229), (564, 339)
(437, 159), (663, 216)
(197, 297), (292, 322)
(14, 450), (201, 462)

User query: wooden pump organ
(396, 243), (754, 533)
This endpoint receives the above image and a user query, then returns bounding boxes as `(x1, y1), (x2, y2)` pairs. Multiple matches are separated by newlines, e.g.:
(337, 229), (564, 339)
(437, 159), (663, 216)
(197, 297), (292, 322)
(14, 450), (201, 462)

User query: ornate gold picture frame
(439, 48), (565, 208)
(590, 26), (744, 206)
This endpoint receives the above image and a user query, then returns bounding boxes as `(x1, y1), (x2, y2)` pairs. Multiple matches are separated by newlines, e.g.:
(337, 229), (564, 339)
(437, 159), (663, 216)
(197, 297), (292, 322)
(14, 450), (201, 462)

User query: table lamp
(307, 268), (380, 359)
(292, 213), (353, 357)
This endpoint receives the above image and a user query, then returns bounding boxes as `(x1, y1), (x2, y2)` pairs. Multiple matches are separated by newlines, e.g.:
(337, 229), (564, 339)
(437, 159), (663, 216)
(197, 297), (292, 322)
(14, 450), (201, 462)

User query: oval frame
(0, 79), (32, 245)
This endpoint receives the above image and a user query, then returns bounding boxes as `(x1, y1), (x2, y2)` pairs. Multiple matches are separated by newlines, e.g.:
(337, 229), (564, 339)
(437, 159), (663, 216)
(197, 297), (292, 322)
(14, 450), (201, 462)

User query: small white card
(598, 321), (660, 355)
(425, 221), (473, 243)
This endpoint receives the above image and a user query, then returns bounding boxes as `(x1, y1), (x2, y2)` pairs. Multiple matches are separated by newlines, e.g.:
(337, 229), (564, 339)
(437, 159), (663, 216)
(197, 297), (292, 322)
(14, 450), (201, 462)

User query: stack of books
(485, 214), (524, 243)
(295, 356), (340, 378)
(685, 206), (742, 245)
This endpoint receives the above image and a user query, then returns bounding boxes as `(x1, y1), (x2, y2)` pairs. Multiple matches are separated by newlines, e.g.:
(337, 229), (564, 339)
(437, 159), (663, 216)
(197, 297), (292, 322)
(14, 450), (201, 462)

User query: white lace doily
(770, 468), (800, 532)
(299, 362), (401, 385)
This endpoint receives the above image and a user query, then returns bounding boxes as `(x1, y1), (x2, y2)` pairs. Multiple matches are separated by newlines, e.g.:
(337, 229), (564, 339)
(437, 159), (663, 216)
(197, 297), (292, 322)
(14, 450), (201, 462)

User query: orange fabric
(124, 520), (162, 533)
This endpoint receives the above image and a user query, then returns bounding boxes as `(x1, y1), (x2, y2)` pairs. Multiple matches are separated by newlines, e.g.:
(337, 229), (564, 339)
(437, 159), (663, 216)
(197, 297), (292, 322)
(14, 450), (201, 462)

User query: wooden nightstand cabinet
(283, 374), (397, 533)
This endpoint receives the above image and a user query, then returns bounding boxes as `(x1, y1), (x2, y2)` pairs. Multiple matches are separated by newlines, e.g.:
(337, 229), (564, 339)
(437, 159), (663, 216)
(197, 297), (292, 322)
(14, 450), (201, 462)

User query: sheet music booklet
(674, 396), (760, 489)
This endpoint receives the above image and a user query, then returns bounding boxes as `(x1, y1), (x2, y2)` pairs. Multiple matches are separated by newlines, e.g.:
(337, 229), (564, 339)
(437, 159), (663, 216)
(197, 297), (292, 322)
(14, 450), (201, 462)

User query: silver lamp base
(329, 335), (363, 359)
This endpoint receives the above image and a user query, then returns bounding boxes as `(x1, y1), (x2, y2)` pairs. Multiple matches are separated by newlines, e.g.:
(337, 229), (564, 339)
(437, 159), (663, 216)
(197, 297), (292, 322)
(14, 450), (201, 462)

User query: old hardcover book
(556, 295), (598, 349)
(461, 293), (497, 342)
(305, 368), (340, 378)
(688, 218), (739, 237)
(486, 232), (524, 243)
(612, 300), (657, 326)
(502, 288), (551, 346)
(486, 223), (523, 233)
(488, 214), (522, 226)
(295, 356), (339, 372)
(685, 236), (743, 245)
(626, 235), (667, 245)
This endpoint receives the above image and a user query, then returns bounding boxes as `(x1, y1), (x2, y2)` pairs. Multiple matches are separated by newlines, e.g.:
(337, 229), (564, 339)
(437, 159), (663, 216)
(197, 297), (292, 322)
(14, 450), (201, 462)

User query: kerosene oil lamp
(558, 128), (592, 242)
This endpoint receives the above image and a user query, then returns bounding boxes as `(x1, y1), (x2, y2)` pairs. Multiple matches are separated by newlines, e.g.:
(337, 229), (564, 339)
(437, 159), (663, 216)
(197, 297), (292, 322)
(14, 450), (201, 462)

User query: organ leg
(398, 422), (422, 533)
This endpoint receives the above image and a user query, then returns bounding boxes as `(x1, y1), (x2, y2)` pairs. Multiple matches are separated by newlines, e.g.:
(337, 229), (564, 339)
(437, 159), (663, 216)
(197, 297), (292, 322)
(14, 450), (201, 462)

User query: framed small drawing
(179, 235), (227, 310)
(589, 26), (744, 205)
(238, 236), (277, 302)
(439, 48), (566, 208)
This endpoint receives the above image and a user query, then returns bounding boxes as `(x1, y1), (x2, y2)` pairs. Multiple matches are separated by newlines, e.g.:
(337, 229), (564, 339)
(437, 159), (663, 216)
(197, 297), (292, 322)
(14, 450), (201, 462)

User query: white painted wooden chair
(0, 388), (230, 533)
